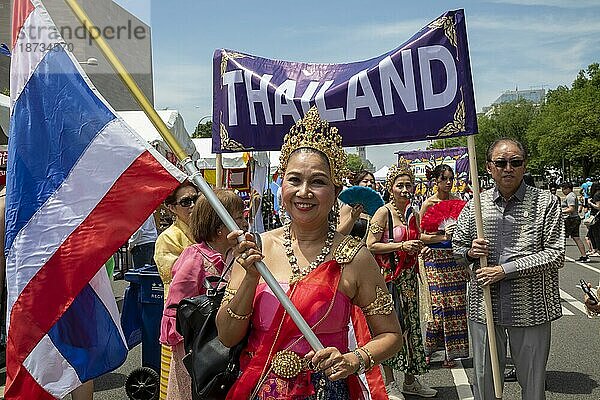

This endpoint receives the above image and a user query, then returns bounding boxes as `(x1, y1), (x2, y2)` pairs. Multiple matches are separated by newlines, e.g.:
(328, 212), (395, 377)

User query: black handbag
(175, 274), (245, 400)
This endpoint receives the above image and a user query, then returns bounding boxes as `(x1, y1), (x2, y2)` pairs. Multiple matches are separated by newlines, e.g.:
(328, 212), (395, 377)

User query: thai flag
(6, 1), (187, 399)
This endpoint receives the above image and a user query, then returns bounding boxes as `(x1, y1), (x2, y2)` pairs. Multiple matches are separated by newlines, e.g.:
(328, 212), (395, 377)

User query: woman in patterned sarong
(367, 160), (437, 399)
(419, 164), (469, 368)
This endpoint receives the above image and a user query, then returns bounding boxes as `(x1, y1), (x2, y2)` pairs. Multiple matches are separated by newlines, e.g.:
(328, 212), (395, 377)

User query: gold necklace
(283, 220), (336, 284)
(389, 201), (407, 225)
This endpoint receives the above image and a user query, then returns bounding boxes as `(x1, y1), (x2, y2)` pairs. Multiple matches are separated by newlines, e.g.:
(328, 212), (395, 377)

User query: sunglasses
(489, 159), (525, 168)
(176, 194), (198, 207)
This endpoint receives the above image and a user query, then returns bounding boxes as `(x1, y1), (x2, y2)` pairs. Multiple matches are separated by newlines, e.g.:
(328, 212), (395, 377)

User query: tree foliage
(346, 153), (373, 174)
(527, 63), (600, 178)
(430, 100), (538, 174)
(192, 121), (212, 138)
(1, 88), (8, 96)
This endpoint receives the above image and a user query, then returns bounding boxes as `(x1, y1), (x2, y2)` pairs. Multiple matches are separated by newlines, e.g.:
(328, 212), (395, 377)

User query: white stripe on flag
(89, 267), (128, 346)
(6, 118), (146, 327)
(10, 4), (59, 108)
(23, 334), (82, 399)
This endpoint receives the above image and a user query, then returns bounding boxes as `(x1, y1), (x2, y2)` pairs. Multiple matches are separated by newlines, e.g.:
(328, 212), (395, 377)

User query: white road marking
(560, 288), (590, 315)
(565, 256), (600, 274)
(452, 360), (475, 400)
(561, 305), (574, 315)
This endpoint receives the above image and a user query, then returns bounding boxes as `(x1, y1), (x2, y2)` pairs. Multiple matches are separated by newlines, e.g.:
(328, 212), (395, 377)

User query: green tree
(346, 153), (370, 174)
(193, 121), (212, 138)
(430, 100), (538, 175)
(527, 63), (600, 179)
(1, 88), (8, 96)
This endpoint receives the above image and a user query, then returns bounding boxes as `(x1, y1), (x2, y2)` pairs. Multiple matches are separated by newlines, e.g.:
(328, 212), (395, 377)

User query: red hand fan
(420, 199), (467, 233)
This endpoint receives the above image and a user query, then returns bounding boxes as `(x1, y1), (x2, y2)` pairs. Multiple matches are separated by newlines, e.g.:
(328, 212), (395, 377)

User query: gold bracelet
(226, 307), (252, 320)
(359, 346), (375, 371)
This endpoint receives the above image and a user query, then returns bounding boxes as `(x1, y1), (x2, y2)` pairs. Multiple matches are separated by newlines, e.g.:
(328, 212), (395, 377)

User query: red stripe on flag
(5, 151), (180, 399)
(12, 0), (34, 48)
(351, 306), (389, 400)
(5, 366), (55, 400)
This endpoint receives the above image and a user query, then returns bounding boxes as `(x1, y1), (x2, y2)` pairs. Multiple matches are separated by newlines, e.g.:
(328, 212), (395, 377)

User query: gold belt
(271, 350), (311, 379)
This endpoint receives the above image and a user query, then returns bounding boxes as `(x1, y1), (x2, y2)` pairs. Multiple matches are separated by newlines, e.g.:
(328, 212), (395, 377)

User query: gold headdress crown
(279, 106), (348, 186)
(386, 157), (415, 194)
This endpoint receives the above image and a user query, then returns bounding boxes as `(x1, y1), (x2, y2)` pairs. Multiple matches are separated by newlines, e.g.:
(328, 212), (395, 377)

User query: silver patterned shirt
(453, 181), (565, 327)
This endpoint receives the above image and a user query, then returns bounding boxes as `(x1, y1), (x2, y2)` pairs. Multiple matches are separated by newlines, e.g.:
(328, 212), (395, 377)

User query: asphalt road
(2, 232), (600, 399)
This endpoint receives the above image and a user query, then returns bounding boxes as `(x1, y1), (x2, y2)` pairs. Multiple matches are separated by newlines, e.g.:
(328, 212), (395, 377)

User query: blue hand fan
(338, 186), (384, 216)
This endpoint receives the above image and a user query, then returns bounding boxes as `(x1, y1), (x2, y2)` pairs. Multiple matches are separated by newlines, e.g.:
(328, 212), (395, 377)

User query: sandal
(442, 360), (457, 368)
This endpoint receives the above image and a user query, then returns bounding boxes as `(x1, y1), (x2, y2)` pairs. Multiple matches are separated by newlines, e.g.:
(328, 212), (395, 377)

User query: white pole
(467, 135), (503, 398)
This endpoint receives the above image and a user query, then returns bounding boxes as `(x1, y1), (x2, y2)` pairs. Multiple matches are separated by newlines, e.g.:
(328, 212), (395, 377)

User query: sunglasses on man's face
(489, 159), (525, 169)
(176, 194), (198, 207)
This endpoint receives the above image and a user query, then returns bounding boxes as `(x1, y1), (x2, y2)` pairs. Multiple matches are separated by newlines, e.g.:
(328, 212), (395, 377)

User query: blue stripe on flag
(47, 284), (127, 381)
(6, 47), (115, 252)
(0, 43), (10, 57)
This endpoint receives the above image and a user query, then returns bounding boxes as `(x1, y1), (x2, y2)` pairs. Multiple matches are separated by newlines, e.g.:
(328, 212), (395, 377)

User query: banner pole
(64, 0), (324, 352)
(467, 135), (503, 398)
(216, 153), (223, 188)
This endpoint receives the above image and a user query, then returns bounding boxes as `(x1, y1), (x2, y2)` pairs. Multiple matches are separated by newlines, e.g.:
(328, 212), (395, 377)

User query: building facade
(0, 0), (153, 111)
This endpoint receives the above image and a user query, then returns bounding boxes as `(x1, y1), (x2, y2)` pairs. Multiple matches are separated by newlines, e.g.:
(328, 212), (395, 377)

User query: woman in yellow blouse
(154, 181), (198, 400)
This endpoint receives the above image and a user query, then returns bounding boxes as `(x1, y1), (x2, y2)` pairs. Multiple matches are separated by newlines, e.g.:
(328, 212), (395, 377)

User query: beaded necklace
(389, 201), (408, 225)
(283, 220), (336, 284)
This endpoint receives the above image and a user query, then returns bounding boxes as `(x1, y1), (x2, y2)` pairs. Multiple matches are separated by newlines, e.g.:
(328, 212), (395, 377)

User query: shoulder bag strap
(387, 208), (397, 269)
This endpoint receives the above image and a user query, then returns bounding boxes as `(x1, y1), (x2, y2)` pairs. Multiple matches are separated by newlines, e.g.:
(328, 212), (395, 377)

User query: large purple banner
(212, 9), (476, 152)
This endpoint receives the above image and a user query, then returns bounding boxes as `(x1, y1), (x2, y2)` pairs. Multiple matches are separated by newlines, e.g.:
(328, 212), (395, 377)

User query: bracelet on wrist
(352, 349), (366, 375)
(360, 346), (375, 371)
(226, 307), (252, 320)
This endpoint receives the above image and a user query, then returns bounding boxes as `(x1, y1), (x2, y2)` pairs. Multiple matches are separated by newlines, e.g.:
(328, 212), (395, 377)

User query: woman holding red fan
(419, 164), (469, 368)
(367, 160), (436, 399)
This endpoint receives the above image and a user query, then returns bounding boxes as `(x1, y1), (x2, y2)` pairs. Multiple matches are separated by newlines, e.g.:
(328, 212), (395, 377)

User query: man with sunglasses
(453, 138), (565, 400)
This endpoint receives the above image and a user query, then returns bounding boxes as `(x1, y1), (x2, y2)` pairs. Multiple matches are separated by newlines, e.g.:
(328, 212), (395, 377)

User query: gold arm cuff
(226, 306), (252, 320)
(368, 223), (384, 235)
(221, 287), (237, 306)
(361, 286), (394, 316)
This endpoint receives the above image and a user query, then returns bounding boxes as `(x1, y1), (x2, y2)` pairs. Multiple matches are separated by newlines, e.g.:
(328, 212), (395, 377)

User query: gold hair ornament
(385, 157), (415, 194)
(278, 106), (349, 186)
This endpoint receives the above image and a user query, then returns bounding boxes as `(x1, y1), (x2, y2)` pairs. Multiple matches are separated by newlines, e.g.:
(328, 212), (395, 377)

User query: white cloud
(486, 0), (600, 9)
(468, 14), (600, 35)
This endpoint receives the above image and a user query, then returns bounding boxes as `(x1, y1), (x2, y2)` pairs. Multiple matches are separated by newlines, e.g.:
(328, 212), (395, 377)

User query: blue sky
(115, 0), (599, 169)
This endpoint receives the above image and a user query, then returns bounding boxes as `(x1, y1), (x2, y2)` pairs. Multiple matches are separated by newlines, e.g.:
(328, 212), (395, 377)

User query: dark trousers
(131, 242), (156, 269)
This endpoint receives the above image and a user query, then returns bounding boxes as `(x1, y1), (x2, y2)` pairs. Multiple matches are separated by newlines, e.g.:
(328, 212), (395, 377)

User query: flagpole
(63, 0), (324, 352)
(467, 135), (502, 398)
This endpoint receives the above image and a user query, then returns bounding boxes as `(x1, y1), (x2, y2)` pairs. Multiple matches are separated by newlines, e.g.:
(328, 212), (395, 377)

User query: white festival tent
(373, 165), (389, 181)
(191, 137), (279, 170)
(118, 110), (198, 161)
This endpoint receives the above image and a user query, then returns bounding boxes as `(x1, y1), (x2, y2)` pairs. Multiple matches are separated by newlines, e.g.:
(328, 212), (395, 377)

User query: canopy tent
(192, 138), (278, 169)
(373, 165), (389, 180)
(118, 110), (197, 163)
(0, 94), (9, 144)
